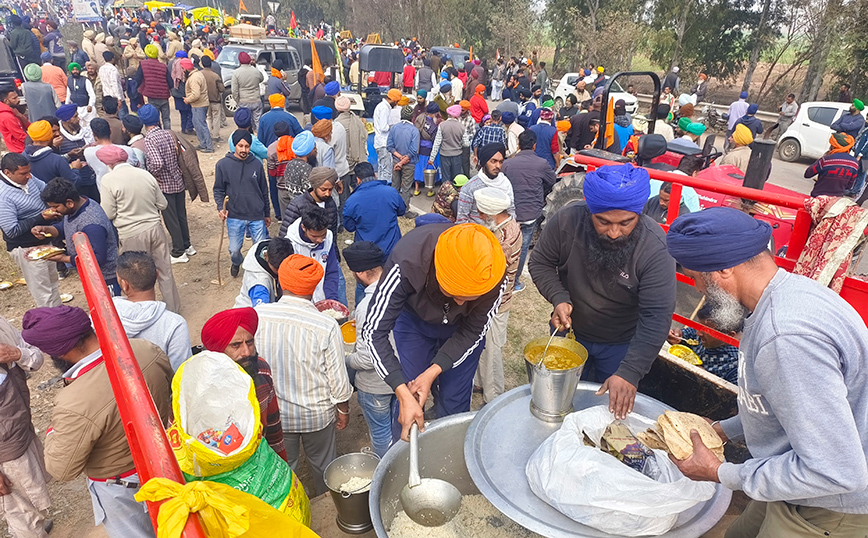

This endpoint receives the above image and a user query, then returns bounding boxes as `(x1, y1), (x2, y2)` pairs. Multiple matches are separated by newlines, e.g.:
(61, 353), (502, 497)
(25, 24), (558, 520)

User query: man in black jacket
(529, 163), (676, 420)
(214, 130), (270, 277)
(361, 223), (506, 441)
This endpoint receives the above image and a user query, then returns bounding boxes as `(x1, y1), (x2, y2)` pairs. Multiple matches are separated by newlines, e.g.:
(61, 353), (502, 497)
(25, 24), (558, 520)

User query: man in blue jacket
(342, 161), (406, 300)
(214, 130), (270, 278)
(258, 93), (302, 148)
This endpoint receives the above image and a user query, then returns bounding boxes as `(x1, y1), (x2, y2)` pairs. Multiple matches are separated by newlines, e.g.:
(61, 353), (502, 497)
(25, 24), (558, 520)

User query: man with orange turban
(804, 133), (859, 197)
(361, 222), (507, 441)
(201, 307), (287, 462)
(254, 254), (352, 496)
(470, 84), (489, 124)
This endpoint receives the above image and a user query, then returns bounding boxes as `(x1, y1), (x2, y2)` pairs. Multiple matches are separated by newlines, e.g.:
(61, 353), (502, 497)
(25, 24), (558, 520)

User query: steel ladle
(399, 423), (462, 527)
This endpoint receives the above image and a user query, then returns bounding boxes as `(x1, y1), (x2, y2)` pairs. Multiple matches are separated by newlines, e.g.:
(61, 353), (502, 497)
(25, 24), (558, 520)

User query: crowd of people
(0, 7), (866, 538)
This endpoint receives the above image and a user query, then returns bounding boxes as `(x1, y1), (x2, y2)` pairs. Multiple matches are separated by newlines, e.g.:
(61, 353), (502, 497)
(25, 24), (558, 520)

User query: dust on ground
(0, 110), (555, 537)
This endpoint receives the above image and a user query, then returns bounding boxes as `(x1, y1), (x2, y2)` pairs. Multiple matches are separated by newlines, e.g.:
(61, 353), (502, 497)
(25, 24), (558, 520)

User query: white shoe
(185, 245), (197, 256)
(171, 253), (189, 264)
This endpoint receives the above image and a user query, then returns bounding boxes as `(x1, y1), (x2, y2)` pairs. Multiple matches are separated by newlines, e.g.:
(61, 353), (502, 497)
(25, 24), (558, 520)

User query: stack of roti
(637, 410), (725, 462)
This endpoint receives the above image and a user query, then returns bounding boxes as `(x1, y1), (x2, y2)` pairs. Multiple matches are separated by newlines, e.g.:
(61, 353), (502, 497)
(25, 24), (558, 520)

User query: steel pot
(423, 166), (437, 190)
(324, 450), (380, 534)
(524, 337), (588, 422)
(369, 413), (477, 536)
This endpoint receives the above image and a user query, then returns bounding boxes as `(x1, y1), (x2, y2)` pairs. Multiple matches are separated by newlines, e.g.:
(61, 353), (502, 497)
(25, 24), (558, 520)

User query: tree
(740, 0), (784, 93)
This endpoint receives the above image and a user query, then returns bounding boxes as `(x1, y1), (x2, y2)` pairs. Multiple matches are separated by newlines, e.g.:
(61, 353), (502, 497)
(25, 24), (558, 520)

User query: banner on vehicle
(72, 0), (103, 21)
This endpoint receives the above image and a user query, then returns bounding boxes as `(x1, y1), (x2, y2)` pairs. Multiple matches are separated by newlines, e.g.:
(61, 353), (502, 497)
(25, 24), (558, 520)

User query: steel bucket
(523, 337), (588, 422)
(324, 451), (380, 534)
(423, 166), (437, 190)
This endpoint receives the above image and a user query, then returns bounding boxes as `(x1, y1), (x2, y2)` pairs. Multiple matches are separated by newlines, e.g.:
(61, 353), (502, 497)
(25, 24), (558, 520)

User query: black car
(0, 36), (24, 100)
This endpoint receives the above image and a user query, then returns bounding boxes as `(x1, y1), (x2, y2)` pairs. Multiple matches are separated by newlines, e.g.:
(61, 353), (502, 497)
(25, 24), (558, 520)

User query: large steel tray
(464, 383), (732, 538)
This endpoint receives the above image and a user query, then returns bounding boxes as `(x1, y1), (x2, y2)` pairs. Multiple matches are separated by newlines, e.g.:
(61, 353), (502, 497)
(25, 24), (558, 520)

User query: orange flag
(469, 46), (473, 62)
(604, 96), (615, 149)
(239, 0), (247, 12)
(310, 39), (324, 85)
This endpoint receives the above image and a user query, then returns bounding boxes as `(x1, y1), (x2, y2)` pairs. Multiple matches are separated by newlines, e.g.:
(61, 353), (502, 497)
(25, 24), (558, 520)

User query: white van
(777, 101), (865, 162)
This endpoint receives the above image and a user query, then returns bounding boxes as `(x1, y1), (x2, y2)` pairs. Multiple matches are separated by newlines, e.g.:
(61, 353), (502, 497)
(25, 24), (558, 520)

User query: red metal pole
(72, 233), (206, 537)
(666, 182), (683, 225)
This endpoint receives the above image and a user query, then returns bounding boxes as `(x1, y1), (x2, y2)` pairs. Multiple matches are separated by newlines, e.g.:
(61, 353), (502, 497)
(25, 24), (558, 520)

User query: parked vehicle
(777, 101), (865, 162)
(698, 103), (728, 132)
(217, 38), (302, 117)
(429, 46), (472, 70)
(0, 36), (24, 104)
(552, 74), (637, 114)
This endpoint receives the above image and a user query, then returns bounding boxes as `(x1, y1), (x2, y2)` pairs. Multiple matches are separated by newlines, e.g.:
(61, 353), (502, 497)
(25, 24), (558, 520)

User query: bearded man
(666, 207), (868, 538)
(455, 143), (515, 224)
(529, 163), (676, 419)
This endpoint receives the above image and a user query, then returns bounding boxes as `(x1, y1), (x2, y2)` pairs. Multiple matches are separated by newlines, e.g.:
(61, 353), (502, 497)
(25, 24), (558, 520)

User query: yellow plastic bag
(167, 351), (262, 477)
(135, 478), (321, 538)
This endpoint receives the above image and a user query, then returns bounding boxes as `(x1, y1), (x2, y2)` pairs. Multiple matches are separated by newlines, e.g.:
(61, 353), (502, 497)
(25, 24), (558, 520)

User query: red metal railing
(573, 154), (868, 342)
(73, 233), (206, 537)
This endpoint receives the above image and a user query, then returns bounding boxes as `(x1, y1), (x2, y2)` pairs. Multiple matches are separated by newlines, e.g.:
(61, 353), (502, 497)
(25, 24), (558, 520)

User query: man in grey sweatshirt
(666, 207), (868, 537)
(114, 251), (191, 370)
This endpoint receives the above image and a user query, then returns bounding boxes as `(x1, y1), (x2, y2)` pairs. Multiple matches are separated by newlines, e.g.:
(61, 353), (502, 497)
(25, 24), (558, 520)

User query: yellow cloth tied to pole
(135, 478), (321, 538)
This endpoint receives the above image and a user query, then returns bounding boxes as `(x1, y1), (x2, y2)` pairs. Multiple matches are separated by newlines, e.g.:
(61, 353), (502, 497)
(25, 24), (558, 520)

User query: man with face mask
(201, 307), (287, 462)
(666, 207), (868, 538)
(529, 163), (676, 420)
(456, 143), (515, 224)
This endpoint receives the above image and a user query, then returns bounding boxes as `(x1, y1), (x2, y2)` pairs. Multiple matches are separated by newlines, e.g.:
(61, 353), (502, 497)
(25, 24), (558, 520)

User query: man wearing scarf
(665, 208), (868, 538)
(21, 305), (172, 538)
(54, 104), (98, 198)
(201, 308), (288, 462)
(456, 143), (515, 224)
(65, 63), (96, 122)
(469, 84), (489, 124)
(804, 133), (859, 197)
(529, 163), (676, 420)
(361, 222), (506, 441)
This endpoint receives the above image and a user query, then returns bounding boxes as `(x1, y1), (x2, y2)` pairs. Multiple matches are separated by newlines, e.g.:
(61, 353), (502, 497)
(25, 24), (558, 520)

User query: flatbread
(636, 429), (668, 451)
(658, 411), (725, 462)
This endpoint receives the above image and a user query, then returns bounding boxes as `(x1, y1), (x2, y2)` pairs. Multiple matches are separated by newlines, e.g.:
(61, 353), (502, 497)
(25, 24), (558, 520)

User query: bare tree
(741, 0), (776, 93)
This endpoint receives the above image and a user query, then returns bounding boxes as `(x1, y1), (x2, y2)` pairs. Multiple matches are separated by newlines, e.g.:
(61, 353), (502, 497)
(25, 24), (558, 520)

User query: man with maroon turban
(21, 305), (171, 538)
(200, 307), (287, 462)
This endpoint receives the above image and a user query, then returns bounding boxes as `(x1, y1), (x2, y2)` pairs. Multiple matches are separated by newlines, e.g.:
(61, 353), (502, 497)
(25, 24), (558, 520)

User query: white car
(777, 101), (866, 162)
(552, 74), (638, 114)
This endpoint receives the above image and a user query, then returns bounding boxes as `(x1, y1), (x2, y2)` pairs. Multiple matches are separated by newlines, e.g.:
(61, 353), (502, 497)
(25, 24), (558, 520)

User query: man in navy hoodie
(213, 130), (270, 278)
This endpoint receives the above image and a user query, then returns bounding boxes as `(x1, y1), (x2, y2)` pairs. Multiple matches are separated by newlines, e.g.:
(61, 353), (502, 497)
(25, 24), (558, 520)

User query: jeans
(268, 174), (282, 219)
(846, 158), (867, 197)
(191, 106), (212, 150)
(147, 97), (171, 130)
(356, 391), (398, 457)
(226, 218), (267, 267)
(174, 97), (193, 132)
(376, 146), (392, 183)
(337, 268), (348, 306)
(516, 220), (537, 286)
(440, 154), (463, 183)
(354, 281), (366, 308)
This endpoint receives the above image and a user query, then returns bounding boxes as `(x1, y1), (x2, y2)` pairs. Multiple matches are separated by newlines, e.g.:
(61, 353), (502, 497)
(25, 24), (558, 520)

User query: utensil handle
(408, 422), (421, 488)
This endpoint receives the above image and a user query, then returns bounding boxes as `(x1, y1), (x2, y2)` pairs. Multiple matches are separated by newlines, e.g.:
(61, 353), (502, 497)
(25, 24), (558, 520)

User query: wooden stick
(689, 295), (706, 321)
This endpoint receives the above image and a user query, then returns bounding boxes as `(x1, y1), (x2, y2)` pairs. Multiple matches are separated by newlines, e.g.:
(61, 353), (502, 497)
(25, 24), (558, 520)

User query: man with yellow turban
(717, 123), (753, 173)
(255, 254), (352, 496)
(361, 222), (507, 441)
(529, 163), (676, 420)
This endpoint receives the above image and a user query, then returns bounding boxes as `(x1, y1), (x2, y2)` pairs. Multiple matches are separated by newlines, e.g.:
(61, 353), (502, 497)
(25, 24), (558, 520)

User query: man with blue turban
(529, 163), (676, 419)
(665, 207), (868, 538)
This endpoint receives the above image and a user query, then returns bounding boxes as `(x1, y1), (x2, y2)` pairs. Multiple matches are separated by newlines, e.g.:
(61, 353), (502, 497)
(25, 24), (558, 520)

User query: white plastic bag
(525, 405), (716, 537)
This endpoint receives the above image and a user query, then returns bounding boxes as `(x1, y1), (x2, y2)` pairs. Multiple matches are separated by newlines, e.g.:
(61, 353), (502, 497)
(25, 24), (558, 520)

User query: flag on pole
(290, 10), (296, 29)
(239, 0), (247, 12)
(496, 49), (500, 60)
(333, 37), (344, 85)
(311, 39), (324, 86)
(469, 46), (473, 61)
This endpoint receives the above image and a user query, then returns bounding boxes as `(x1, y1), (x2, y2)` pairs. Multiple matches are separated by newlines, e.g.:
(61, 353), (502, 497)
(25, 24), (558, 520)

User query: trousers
(191, 106), (212, 151)
(238, 101), (263, 133)
(86, 473), (154, 538)
(174, 97), (193, 132)
(392, 163), (415, 206)
(393, 308), (485, 420)
(725, 500), (868, 538)
(516, 220), (537, 286)
(10, 247), (60, 307)
(475, 310), (509, 403)
(440, 154), (463, 183)
(227, 218), (267, 267)
(146, 97), (171, 130)
(207, 102), (222, 140)
(0, 438), (50, 538)
(160, 192), (190, 257)
(376, 146), (392, 184)
(117, 224), (180, 313)
(283, 422), (336, 497)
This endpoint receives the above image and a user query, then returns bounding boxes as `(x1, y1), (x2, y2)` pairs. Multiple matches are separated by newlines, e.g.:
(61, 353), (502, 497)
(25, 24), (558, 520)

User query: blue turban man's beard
(701, 276), (749, 335)
(585, 210), (643, 277)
